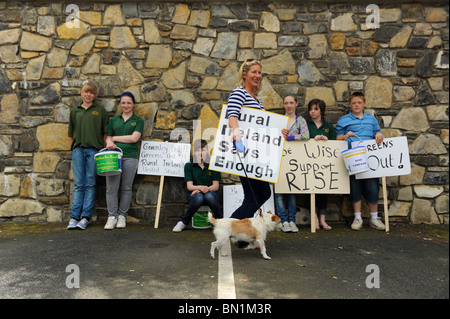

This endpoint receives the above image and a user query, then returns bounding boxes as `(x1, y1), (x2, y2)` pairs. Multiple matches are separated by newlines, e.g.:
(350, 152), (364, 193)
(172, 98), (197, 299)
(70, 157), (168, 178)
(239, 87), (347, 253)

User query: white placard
(275, 140), (350, 194)
(352, 136), (411, 179)
(222, 184), (275, 218)
(209, 106), (288, 183)
(137, 141), (190, 177)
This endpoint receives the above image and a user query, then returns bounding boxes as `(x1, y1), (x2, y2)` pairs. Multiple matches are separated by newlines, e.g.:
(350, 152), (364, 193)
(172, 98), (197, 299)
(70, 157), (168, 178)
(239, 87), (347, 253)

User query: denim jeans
(181, 191), (222, 225)
(70, 147), (98, 220)
(106, 158), (139, 218)
(230, 176), (271, 219)
(275, 193), (297, 223)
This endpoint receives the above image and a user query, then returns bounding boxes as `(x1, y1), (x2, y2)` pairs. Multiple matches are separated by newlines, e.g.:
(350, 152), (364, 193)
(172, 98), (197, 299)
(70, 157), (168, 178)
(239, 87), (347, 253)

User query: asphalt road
(0, 221), (448, 304)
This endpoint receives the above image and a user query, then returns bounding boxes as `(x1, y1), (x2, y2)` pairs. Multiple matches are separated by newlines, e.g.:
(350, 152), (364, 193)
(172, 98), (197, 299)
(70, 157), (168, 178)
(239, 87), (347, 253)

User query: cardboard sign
(352, 136), (411, 179)
(222, 184), (275, 218)
(137, 141), (190, 177)
(209, 106), (288, 183)
(275, 140), (350, 194)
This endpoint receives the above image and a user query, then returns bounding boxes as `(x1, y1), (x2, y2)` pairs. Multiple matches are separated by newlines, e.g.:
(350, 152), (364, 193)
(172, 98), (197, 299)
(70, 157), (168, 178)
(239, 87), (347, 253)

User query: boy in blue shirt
(336, 92), (385, 231)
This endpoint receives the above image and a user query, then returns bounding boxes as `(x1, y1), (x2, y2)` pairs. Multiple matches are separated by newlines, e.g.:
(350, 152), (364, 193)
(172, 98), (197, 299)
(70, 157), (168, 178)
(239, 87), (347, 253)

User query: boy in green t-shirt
(67, 83), (108, 230)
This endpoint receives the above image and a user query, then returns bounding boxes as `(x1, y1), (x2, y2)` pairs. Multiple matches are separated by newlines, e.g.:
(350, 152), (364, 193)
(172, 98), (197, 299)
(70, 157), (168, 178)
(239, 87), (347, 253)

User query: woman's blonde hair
(238, 59), (262, 93)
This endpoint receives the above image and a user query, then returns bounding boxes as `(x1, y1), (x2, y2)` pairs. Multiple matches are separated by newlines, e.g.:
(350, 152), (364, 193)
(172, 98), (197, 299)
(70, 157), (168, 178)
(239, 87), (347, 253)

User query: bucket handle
(98, 147), (123, 154)
(345, 134), (364, 146)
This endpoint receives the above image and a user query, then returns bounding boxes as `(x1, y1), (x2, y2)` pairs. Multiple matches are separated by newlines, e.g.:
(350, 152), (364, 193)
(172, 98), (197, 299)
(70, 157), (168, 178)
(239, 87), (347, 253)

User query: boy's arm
(373, 116), (383, 144)
(335, 119), (345, 140)
(337, 131), (356, 140)
(375, 132), (383, 144)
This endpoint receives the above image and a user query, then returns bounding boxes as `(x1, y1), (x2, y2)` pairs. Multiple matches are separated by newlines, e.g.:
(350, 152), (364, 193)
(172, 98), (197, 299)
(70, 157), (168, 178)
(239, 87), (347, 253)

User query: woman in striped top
(225, 59), (287, 225)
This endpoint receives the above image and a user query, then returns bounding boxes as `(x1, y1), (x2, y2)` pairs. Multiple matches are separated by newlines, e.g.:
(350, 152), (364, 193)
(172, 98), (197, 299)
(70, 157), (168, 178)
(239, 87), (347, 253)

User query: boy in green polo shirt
(67, 82), (108, 230)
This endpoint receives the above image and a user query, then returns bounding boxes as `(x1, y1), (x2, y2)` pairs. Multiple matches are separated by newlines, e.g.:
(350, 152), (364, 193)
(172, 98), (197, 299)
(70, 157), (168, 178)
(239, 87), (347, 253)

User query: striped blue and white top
(226, 86), (264, 118)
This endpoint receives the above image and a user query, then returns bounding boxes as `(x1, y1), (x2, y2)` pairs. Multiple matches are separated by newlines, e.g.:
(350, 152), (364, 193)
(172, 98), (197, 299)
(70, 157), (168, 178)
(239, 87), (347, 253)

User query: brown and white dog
(208, 211), (281, 260)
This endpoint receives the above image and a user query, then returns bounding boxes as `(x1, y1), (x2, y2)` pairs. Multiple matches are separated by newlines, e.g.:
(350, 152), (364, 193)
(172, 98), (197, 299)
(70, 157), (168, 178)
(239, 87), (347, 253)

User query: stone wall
(0, 1), (448, 225)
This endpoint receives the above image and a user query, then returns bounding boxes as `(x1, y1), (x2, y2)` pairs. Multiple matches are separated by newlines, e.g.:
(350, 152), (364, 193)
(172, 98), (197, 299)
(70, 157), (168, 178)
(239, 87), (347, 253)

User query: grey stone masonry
(0, 1), (448, 225)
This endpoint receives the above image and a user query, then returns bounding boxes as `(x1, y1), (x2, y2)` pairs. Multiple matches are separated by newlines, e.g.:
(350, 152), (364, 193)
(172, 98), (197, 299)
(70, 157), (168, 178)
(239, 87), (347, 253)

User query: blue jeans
(181, 191), (222, 225)
(70, 147), (98, 220)
(275, 194), (296, 223)
(230, 176), (271, 219)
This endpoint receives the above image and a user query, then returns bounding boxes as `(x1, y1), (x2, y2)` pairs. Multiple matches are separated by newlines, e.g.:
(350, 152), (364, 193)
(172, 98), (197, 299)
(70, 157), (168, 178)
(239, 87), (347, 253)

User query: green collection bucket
(192, 206), (212, 229)
(95, 147), (123, 176)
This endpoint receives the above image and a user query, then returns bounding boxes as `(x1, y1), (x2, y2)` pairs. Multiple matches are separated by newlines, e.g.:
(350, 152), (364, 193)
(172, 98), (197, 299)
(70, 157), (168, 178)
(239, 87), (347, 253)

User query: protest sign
(352, 136), (411, 179)
(137, 141), (190, 177)
(351, 136), (411, 233)
(275, 140), (350, 194)
(137, 141), (190, 228)
(209, 106), (288, 184)
(223, 184), (275, 218)
(274, 139), (349, 233)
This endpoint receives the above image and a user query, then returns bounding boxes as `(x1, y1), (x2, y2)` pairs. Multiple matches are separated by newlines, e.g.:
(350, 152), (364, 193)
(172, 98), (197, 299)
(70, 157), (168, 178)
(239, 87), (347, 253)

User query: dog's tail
(207, 212), (216, 225)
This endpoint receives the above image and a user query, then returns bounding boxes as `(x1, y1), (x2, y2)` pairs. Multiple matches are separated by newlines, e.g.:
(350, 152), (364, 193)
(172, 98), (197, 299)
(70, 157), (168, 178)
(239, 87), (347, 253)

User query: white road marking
(217, 239), (236, 299)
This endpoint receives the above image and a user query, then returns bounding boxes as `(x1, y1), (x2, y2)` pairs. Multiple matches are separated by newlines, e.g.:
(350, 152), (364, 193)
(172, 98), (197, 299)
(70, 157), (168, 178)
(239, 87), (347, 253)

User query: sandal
(321, 224), (332, 231)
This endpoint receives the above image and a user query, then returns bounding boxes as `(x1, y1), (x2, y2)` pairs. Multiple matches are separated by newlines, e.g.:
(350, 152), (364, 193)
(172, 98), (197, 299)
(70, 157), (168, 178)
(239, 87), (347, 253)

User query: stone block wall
(0, 1), (448, 225)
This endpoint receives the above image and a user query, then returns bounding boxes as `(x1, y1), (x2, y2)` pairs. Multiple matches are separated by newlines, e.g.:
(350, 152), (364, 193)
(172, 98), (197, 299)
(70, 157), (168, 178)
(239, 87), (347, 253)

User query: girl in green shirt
(307, 99), (336, 142)
(173, 139), (222, 232)
(306, 99), (336, 230)
(104, 92), (144, 230)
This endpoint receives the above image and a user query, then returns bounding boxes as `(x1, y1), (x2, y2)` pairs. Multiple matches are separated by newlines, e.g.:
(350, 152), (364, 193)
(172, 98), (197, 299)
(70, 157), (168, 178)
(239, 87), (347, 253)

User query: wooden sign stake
(154, 140), (168, 229)
(154, 175), (165, 229)
(310, 193), (316, 233)
(382, 176), (389, 233)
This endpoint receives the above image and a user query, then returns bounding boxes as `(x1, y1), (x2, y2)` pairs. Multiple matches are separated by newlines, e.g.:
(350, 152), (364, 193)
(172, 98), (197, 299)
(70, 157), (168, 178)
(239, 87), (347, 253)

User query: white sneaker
(104, 216), (117, 230)
(281, 221), (292, 232)
(289, 221), (299, 233)
(172, 221), (186, 232)
(370, 218), (386, 230)
(67, 218), (78, 230)
(117, 215), (126, 228)
(76, 218), (89, 230)
(351, 218), (363, 230)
